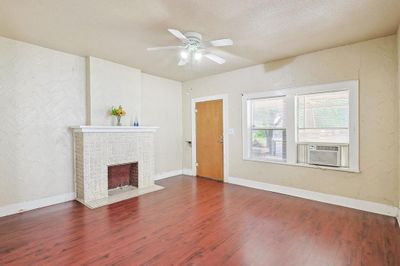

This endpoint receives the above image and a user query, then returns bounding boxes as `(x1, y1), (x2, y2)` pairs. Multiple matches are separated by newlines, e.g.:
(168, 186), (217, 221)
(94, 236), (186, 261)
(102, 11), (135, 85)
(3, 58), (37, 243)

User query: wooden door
(196, 100), (224, 180)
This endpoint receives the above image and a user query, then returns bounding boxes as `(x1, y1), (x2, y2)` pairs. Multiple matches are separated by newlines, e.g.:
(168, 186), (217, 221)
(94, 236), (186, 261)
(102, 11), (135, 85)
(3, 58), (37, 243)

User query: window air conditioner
(308, 145), (341, 167)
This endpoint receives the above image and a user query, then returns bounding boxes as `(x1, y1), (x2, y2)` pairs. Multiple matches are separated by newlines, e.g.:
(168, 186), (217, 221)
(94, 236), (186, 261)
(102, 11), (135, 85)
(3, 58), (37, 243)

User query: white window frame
(242, 80), (359, 172)
(247, 96), (288, 162)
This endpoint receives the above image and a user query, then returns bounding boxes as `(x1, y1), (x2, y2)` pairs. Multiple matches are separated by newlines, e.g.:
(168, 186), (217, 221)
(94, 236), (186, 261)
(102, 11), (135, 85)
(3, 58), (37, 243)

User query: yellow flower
(111, 105), (126, 117)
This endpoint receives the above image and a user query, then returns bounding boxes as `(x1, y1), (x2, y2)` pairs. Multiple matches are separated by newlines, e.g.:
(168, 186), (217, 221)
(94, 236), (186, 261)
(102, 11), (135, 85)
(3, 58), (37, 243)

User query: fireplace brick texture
(74, 132), (155, 202)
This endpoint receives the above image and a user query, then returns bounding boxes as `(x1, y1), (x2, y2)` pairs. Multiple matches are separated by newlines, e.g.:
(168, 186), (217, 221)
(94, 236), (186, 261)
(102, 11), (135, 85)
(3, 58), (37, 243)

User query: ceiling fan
(147, 29), (233, 66)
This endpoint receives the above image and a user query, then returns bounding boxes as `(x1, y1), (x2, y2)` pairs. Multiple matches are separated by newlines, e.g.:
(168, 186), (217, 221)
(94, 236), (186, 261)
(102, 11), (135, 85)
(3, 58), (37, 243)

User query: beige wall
(141, 73), (183, 175)
(0, 36), (86, 206)
(88, 56), (142, 126)
(183, 35), (399, 206)
(397, 26), (400, 209)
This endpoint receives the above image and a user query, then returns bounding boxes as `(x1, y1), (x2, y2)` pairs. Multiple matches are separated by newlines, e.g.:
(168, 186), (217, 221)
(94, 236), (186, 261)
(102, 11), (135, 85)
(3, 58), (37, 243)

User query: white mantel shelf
(71, 126), (159, 133)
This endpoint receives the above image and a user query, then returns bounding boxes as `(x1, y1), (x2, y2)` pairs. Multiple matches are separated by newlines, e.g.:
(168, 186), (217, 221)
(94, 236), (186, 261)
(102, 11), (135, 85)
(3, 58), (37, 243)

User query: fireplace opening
(108, 162), (138, 192)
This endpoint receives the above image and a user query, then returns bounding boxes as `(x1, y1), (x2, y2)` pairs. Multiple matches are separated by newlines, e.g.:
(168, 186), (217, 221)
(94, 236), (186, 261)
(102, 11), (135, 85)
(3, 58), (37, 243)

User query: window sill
(243, 157), (360, 173)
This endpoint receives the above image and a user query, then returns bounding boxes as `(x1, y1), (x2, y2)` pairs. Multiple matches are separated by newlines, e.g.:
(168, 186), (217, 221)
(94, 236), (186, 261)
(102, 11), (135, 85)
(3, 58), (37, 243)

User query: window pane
(251, 97), (284, 128)
(298, 128), (349, 143)
(297, 90), (349, 143)
(250, 129), (286, 160)
(297, 90), (349, 129)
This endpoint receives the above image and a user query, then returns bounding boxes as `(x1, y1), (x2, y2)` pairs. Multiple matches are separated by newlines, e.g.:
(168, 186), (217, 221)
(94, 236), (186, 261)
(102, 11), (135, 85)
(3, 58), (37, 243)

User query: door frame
(191, 94), (229, 180)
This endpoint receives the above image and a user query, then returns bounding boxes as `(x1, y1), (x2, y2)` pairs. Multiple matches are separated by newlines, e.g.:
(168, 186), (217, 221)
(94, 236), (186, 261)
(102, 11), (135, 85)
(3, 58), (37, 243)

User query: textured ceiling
(0, 0), (399, 81)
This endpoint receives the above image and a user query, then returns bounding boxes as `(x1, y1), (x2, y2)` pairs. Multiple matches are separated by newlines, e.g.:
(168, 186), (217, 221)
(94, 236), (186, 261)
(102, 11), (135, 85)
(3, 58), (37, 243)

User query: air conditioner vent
(315, 146), (339, 151)
(308, 145), (341, 167)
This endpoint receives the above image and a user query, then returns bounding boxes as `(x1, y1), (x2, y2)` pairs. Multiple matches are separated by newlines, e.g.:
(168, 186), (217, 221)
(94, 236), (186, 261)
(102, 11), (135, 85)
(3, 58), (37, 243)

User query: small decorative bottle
(133, 117), (139, 127)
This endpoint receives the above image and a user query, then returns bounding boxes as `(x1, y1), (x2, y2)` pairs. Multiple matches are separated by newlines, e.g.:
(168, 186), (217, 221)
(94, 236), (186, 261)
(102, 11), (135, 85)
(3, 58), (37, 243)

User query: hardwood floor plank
(0, 175), (399, 265)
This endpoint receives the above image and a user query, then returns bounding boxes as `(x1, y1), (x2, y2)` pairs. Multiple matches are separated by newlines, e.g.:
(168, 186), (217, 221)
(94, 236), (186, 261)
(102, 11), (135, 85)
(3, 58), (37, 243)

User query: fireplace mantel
(71, 126), (159, 133)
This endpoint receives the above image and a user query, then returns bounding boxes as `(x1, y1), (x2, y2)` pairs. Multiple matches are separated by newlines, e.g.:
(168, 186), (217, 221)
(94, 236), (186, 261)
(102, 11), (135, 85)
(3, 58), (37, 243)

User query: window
(242, 81), (359, 172)
(248, 97), (286, 161)
(297, 90), (349, 143)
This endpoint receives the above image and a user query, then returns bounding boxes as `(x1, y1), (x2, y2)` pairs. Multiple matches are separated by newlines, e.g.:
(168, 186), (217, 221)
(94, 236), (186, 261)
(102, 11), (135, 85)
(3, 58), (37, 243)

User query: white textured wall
(0, 38), (184, 209)
(183, 35), (398, 206)
(0, 36), (86, 206)
(0, 36), (184, 211)
(141, 73), (183, 175)
(88, 56), (141, 126)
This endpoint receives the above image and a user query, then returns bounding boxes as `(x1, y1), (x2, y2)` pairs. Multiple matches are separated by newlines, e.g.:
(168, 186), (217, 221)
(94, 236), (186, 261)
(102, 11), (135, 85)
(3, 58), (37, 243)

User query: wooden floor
(0, 175), (399, 266)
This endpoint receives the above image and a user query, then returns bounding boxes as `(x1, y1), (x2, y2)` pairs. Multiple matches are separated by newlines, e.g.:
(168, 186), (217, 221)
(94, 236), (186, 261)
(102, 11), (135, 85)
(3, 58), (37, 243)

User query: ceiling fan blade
(207, 38), (233, 47)
(147, 46), (183, 51)
(178, 58), (188, 66)
(204, 53), (226, 64)
(168, 29), (188, 41)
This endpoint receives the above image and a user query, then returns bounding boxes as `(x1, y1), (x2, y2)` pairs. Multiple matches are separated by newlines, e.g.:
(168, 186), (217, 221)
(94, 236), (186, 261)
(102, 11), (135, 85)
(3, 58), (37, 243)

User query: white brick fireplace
(72, 126), (163, 208)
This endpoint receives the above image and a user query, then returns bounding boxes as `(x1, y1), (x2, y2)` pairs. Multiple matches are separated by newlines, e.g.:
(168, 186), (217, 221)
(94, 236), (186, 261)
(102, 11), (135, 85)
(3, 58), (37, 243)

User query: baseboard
(182, 168), (194, 176)
(153, 169), (184, 180)
(0, 192), (76, 218)
(0, 170), (190, 218)
(2, 176), (395, 224)
(225, 176), (398, 217)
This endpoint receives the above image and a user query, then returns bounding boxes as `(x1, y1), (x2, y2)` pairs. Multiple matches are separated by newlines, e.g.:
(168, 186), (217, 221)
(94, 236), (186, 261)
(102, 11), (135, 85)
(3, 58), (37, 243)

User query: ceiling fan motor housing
(184, 32), (202, 50)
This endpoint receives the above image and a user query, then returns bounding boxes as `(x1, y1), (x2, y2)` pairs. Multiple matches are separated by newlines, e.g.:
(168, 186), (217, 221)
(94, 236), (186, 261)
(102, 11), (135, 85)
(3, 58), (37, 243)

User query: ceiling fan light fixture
(180, 50), (189, 59)
(194, 51), (202, 61)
